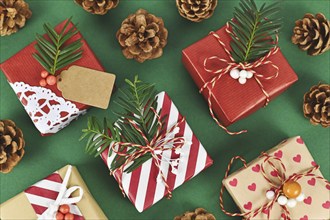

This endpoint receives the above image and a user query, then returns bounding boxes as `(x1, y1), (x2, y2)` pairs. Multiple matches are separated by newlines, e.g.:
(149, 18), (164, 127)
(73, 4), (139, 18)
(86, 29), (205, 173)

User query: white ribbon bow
(38, 165), (84, 220)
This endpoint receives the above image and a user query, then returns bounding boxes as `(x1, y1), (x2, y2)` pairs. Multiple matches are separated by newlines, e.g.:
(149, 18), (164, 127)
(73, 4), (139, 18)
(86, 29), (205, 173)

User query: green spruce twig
(33, 17), (83, 75)
(230, 0), (282, 63)
(80, 76), (163, 173)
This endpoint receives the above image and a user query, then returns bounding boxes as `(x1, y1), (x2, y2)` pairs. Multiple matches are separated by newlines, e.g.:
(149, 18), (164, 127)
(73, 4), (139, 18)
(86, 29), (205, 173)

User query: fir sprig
(33, 17), (83, 75)
(230, 0), (282, 63)
(80, 76), (163, 173)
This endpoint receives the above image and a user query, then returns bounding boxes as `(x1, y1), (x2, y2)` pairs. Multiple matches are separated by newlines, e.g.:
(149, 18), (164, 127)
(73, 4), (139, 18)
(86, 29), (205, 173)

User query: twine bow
(110, 108), (188, 199)
(38, 165), (84, 220)
(200, 22), (279, 135)
(219, 153), (330, 220)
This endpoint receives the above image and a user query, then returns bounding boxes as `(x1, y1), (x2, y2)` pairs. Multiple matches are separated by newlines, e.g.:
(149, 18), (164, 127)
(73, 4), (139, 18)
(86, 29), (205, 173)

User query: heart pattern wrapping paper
(222, 136), (330, 220)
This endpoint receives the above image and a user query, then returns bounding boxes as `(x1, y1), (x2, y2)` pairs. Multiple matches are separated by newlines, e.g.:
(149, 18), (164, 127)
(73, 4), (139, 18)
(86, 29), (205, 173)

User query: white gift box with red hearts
(223, 136), (330, 220)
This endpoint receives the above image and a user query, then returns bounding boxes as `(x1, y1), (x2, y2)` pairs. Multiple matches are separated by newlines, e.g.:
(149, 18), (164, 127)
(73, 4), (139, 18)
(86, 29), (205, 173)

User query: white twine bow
(38, 165), (84, 220)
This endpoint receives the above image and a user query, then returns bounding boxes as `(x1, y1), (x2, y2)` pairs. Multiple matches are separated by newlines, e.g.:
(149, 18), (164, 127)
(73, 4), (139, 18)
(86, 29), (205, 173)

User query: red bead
(59, 204), (70, 214)
(64, 213), (74, 220)
(39, 79), (47, 87)
(46, 75), (57, 86)
(56, 212), (64, 220)
(41, 70), (49, 78)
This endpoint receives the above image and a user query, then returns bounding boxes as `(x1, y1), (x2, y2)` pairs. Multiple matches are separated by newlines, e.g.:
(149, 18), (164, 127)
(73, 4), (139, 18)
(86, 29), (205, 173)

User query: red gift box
(100, 92), (213, 212)
(182, 25), (298, 128)
(1, 20), (104, 136)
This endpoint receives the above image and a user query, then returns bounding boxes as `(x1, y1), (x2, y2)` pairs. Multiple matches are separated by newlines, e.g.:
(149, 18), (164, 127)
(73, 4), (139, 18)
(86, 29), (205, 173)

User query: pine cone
(0, 119), (25, 173)
(116, 9), (168, 63)
(0, 0), (32, 36)
(176, 0), (217, 22)
(74, 0), (119, 15)
(303, 84), (330, 128)
(292, 13), (330, 56)
(174, 208), (216, 220)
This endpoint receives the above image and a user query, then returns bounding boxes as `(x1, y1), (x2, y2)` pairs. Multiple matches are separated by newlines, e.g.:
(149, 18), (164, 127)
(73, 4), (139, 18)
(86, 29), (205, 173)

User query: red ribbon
(200, 22), (280, 135)
(109, 107), (187, 199)
(219, 153), (330, 220)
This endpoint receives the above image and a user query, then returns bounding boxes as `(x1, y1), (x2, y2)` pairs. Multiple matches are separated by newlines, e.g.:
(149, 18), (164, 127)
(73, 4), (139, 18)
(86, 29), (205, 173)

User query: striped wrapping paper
(100, 91), (213, 212)
(24, 172), (84, 220)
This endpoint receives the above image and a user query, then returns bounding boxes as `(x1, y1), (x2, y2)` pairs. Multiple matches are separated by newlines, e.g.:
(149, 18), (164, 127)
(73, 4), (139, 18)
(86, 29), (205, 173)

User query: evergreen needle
(33, 17), (83, 75)
(230, 0), (281, 63)
(80, 76), (161, 172)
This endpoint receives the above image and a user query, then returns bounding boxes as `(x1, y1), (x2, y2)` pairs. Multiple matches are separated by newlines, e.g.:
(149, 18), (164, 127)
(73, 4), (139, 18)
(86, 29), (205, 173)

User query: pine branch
(230, 0), (282, 63)
(80, 76), (162, 172)
(33, 17), (83, 75)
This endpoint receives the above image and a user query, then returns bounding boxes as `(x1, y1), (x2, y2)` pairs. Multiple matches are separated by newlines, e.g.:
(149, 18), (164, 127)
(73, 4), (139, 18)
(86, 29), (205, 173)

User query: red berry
(59, 204), (70, 214)
(64, 213), (74, 220)
(39, 79), (47, 87)
(41, 70), (49, 78)
(56, 212), (64, 220)
(46, 75), (57, 86)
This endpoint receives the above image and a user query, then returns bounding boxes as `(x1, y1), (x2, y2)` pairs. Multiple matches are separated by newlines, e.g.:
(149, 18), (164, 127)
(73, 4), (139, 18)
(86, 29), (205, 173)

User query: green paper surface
(0, 1), (329, 219)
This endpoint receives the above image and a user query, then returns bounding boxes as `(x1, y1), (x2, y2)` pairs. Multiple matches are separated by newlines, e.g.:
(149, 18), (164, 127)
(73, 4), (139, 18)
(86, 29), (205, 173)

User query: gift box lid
(182, 25), (298, 127)
(100, 91), (213, 212)
(0, 20), (105, 135)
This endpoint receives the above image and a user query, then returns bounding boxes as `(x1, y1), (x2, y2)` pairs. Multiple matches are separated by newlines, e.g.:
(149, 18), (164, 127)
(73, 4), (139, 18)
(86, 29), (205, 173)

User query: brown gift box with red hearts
(222, 136), (330, 220)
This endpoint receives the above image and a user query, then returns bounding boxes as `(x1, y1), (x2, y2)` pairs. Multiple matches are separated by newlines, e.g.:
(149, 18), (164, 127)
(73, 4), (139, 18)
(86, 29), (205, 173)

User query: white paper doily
(10, 81), (87, 134)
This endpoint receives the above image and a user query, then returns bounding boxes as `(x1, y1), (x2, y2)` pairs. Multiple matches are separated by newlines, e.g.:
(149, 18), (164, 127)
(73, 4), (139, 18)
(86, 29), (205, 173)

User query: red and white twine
(219, 153), (329, 220)
(200, 22), (280, 135)
(110, 108), (187, 199)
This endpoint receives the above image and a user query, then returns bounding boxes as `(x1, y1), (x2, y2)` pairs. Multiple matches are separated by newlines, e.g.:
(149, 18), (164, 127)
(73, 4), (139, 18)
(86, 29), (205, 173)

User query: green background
(1, 0), (329, 219)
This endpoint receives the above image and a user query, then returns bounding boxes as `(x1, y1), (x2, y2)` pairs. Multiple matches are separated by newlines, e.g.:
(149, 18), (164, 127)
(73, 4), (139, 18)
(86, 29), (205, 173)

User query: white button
(230, 69), (240, 79)
(238, 77), (247, 84)
(266, 190), (275, 200)
(277, 195), (288, 205)
(287, 199), (297, 208)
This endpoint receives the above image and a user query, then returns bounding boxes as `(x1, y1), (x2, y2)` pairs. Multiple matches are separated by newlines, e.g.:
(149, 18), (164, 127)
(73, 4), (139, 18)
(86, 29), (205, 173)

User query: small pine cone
(292, 13), (330, 56)
(303, 84), (330, 127)
(176, 0), (217, 22)
(0, 0), (32, 36)
(0, 119), (25, 173)
(74, 0), (119, 15)
(116, 9), (168, 63)
(174, 208), (216, 220)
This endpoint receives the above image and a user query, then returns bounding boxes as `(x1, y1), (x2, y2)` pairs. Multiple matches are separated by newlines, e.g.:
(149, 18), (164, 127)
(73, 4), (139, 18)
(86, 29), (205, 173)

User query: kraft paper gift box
(0, 165), (107, 219)
(100, 92), (214, 212)
(222, 136), (330, 219)
(0, 20), (104, 136)
(182, 24), (298, 127)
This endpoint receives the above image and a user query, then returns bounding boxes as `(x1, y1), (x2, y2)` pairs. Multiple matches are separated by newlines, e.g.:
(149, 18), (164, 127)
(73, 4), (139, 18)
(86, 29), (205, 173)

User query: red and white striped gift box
(24, 171), (84, 219)
(101, 91), (213, 212)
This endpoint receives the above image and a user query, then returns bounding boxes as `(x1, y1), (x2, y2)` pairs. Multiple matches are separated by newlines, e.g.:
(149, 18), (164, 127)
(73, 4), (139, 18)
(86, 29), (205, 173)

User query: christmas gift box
(0, 165), (107, 219)
(220, 136), (330, 219)
(0, 20), (104, 136)
(99, 91), (213, 212)
(182, 24), (298, 133)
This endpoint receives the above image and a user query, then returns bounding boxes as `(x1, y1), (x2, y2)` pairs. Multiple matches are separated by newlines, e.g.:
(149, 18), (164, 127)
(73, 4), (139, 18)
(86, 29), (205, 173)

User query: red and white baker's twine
(200, 22), (280, 135)
(219, 153), (330, 220)
(110, 107), (186, 199)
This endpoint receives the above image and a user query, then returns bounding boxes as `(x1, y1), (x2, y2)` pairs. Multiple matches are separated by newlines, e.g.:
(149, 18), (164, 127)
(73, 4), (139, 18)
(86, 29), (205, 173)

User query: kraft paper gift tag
(57, 65), (116, 109)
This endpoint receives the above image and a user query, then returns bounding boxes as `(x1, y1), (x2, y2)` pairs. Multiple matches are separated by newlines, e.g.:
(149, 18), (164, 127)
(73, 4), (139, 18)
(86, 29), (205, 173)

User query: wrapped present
(182, 24), (298, 133)
(0, 20), (104, 136)
(100, 91), (213, 212)
(221, 136), (330, 219)
(0, 165), (107, 219)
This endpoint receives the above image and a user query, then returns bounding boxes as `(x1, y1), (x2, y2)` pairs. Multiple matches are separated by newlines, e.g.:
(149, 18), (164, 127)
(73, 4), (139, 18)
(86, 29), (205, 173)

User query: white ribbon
(38, 165), (84, 220)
